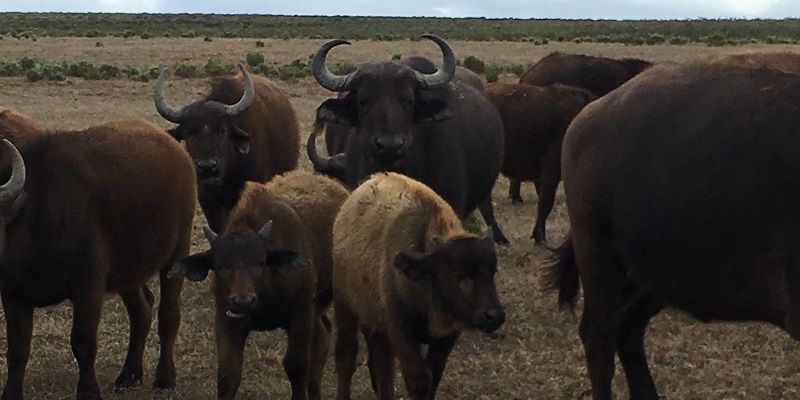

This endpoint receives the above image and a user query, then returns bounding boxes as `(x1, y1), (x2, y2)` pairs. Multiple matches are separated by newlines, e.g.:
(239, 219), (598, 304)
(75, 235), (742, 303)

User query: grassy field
(0, 37), (800, 399)
(2, 13), (800, 45)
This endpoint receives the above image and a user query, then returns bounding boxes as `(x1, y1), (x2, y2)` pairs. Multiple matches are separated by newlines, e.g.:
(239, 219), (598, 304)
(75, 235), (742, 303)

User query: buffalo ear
(170, 252), (213, 282)
(317, 96), (357, 126)
(414, 99), (452, 123)
(167, 127), (183, 141)
(265, 249), (301, 267)
(394, 251), (430, 282)
(231, 127), (251, 154)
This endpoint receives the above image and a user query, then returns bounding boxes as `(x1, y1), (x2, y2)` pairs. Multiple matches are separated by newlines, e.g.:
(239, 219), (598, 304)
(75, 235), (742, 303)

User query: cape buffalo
(173, 171), (348, 400)
(508, 52), (651, 203)
(485, 82), (596, 244)
(547, 63), (800, 399)
(0, 120), (196, 399)
(333, 173), (504, 400)
(154, 63), (300, 232)
(308, 35), (508, 244)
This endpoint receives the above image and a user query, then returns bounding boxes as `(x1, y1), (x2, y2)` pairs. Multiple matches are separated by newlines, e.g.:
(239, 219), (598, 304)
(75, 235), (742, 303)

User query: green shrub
(203, 60), (235, 76)
(26, 65), (44, 82)
(508, 64), (525, 77)
(0, 61), (20, 77)
(19, 57), (35, 71)
(122, 29), (136, 38)
(595, 35), (612, 43)
(669, 36), (689, 45)
(462, 55), (485, 74)
(463, 212), (482, 235)
(645, 33), (665, 45)
(140, 32), (152, 39)
(277, 59), (310, 81)
(84, 29), (100, 38)
(246, 52), (265, 67)
(704, 33), (727, 47)
(251, 63), (278, 77)
(391, 53), (402, 60)
(174, 62), (201, 78)
(485, 64), (502, 83)
(181, 30), (196, 38)
(99, 64), (119, 79)
(331, 63), (357, 75)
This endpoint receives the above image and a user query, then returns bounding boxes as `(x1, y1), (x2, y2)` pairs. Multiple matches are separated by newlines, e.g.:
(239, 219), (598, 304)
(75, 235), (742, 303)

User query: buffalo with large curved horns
(308, 34), (508, 244)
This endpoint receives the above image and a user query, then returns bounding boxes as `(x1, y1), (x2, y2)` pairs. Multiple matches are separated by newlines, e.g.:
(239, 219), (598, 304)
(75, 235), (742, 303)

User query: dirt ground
(1, 38), (800, 400)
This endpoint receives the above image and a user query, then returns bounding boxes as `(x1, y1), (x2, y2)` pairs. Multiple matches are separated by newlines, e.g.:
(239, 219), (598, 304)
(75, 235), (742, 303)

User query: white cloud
(96, 0), (162, 12)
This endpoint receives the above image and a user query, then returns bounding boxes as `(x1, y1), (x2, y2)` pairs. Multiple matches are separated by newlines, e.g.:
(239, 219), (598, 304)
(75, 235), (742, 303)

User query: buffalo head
(154, 63), (256, 185)
(394, 233), (505, 333)
(308, 34), (456, 174)
(171, 222), (308, 319)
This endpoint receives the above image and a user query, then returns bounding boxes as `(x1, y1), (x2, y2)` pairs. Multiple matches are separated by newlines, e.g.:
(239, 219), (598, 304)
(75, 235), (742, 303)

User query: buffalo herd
(0, 33), (799, 400)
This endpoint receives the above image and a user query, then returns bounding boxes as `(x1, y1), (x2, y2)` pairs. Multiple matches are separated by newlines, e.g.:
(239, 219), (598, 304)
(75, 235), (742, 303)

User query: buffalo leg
(508, 178), (523, 203)
(308, 315), (331, 400)
(215, 314), (249, 400)
(366, 332), (396, 400)
(575, 235), (625, 400)
(477, 197), (510, 245)
(285, 311), (313, 400)
(531, 151), (561, 245)
(334, 302), (359, 400)
(1, 292), (33, 400)
(426, 333), (459, 399)
(154, 270), (183, 391)
(71, 288), (105, 400)
(114, 285), (155, 389)
(616, 288), (662, 400)
(389, 320), (430, 400)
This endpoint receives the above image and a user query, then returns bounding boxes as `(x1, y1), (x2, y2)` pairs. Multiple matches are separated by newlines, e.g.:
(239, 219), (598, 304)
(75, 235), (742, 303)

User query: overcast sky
(1, 0), (799, 19)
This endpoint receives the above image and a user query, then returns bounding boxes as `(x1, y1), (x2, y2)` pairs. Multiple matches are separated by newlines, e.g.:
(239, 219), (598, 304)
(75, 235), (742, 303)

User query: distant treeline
(1, 13), (800, 45)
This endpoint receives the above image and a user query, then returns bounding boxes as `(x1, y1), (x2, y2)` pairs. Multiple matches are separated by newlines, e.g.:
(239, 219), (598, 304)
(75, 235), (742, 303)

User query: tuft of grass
(246, 52), (265, 67)
(463, 55), (486, 74)
(203, 60), (235, 77)
(174, 62), (201, 78)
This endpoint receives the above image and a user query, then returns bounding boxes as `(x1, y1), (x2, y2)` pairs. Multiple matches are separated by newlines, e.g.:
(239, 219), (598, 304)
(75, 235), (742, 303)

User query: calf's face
(395, 235), (505, 333)
(172, 222), (302, 319)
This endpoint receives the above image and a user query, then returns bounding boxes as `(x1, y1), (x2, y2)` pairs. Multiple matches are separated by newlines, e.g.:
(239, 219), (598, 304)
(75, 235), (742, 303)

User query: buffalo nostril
(196, 159), (219, 171)
(485, 308), (505, 323)
(374, 136), (405, 152)
(231, 294), (256, 309)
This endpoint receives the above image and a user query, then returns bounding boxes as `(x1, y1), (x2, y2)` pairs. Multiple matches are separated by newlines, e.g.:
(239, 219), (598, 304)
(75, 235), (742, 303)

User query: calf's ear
(317, 95), (357, 126)
(414, 98), (452, 123)
(265, 249), (301, 267)
(394, 251), (430, 281)
(170, 252), (213, 282)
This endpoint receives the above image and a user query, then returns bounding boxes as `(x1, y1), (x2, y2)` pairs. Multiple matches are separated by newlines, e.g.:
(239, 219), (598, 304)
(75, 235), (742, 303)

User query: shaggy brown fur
(332, 173), (504, 400)
(165, 72), (300, 232)
(485, 82), (596, 244)
(0, 119), (196, 399)
(176, 170), (348, 400)
(712, 52), (800, 75)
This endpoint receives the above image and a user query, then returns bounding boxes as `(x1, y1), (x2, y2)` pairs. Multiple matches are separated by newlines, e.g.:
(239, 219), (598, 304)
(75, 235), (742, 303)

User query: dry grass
(0, 38), (799, 400)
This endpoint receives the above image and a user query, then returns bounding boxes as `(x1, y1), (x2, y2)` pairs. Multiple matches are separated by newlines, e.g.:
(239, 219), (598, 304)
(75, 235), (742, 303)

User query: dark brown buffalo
(0, 120), (196, 399)
(546, 63), (800, 399)
(322, 57), (484, 164)
(173, 171), (348, 400)
(485, 82), (595, 244)
(508, 52), (651, 203)
(308, 35), (508, 244)
(154, 63), (300, 232)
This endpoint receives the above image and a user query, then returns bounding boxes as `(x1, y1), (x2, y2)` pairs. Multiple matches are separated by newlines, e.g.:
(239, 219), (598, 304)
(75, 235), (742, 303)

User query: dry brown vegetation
(0, 38), (799, 399)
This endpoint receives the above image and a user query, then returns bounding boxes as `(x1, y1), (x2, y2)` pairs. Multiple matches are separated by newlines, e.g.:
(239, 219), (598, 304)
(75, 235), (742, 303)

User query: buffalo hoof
(493, 228), (510, 245)
(531, 229), (546, 245)
(113, 368), (143, 390)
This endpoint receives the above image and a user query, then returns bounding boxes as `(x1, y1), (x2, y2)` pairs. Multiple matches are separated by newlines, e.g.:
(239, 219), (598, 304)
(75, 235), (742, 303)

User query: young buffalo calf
(333, 172), (505, 400)
(173, 171), (348, 400)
